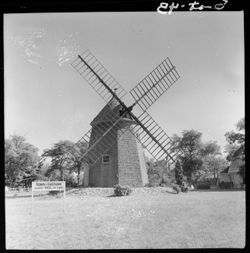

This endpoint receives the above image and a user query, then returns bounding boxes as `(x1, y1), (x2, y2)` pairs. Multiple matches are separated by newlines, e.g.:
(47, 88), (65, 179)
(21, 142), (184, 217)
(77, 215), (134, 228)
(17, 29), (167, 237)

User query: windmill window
(102, 154), (110, 164)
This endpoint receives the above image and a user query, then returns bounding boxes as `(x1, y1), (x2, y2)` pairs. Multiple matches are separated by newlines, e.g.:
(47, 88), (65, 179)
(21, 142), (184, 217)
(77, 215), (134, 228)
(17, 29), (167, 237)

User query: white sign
(31, 181), (66, 215)
(32, 181), (65, 191)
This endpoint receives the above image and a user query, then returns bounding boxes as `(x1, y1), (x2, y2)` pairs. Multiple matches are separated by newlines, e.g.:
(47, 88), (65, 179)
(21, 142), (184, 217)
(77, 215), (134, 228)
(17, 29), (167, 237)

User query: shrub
(148, 173), (162, 187)
(144, 181), (159, 187)
(113, 184), (132, 196)
(181, 182), (189, 192)
(171, 183), (180, 194)
(48, 190), (61, 195)
(64, 173), (78, 187)
(160, 176), (174, 187)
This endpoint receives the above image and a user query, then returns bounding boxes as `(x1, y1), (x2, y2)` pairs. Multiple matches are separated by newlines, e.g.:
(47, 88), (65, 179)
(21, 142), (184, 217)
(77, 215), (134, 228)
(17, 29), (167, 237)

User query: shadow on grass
(107, 194), (132, 197)
(66, 188), (83, 193)
(5, 193), (49, 199)
(5, 195), (31, 199)
(164, 190), (178, 195)
(107, 194), (118, 198)
(193, 189), (245, 192)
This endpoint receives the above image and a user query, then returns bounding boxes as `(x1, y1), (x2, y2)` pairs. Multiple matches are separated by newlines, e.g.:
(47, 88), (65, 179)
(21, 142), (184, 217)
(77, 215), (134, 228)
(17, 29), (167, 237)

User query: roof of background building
(220, 159), (244, 174)
(221, 167), (229, 173)
(228, 158), (244, 174)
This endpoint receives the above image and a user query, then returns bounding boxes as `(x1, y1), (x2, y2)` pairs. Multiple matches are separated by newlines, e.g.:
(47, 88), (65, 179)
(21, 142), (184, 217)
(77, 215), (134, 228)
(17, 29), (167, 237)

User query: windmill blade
(130, 57), (180, 112)
(129, 111), (182, 165)
(71, 51), (182, 166)
(76, 110), (183, 167)
(71, 50), (134, 166)
(76, 128), (91, 149)
(71, 49), (127, 103)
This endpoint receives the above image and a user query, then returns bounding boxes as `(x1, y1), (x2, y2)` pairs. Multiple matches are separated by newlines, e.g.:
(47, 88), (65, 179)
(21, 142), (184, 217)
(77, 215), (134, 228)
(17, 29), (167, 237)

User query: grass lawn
(5, 189), (245, 249)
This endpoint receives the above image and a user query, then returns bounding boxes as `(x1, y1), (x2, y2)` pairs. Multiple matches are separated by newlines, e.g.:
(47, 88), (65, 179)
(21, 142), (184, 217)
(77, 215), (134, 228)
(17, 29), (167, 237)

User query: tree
(5, 135), (40, 187)
(225, 117), (245, 160)
(175, 160), (184, 186)
(181, 158), (203, 182)
(41, 141), (70, 181)
(146, 159), (172, 186)
(41, 140), (88, 185)
(171, 130), (204, 181)
(198, 141), (225, 185)
(171, 130), (202, 159)
(236, 117), (245, 131)
(224, 117), (245, 181)
(65, 141), (88, 186)
(146, 159), (175, 186)
(171, 130), (225, 185)
(199, 141), (221, 157)
(202, 156), (228, 185)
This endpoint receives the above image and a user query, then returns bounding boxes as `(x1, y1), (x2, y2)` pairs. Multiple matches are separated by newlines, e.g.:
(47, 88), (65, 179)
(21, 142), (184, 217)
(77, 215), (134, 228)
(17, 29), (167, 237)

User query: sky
(4, 12), (244, 156)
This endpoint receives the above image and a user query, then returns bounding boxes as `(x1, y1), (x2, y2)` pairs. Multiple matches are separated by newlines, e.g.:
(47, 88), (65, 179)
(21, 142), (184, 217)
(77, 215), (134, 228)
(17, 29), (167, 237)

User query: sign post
(31, 188), (34, 215)
(63, 184), (66, 213)
(31, 181), (66, 214)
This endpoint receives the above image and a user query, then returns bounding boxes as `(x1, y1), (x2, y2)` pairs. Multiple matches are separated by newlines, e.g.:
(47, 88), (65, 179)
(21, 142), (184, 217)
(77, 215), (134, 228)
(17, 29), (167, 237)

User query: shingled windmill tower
(71, 50), (182, 187)
(87, 93), (148, 187)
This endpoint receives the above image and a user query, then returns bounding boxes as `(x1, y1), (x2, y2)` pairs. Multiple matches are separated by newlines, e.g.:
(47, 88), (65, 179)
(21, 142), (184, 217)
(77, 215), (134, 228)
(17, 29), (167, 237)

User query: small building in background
(197, 173), (216, 189)
(220, 167), (231, 183)
(219, 158), (244, 189)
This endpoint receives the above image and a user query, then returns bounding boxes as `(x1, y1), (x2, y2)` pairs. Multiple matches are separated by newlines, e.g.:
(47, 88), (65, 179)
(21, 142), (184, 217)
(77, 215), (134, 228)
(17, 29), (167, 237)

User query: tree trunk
(9, 165), (15, 188)
(60, 168), (64, 181)
(77, 165), (80, 186)
(59, 160), (64, 181)
(10, 179), (14, 188)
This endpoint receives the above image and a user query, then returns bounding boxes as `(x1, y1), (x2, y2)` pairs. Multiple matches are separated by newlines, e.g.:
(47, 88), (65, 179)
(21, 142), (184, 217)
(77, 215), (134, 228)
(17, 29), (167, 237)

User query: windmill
(71, 50), (182, 187)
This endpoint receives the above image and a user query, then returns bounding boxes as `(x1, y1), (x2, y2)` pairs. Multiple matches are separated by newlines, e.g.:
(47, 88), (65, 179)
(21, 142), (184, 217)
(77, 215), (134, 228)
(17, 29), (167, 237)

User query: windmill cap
(90, 96), (120, 126)
(90, 96), (137, 126)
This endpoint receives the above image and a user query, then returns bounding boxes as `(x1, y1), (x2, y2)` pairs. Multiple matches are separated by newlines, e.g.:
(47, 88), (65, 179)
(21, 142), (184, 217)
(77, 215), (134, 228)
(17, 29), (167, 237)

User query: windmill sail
(71, 50), (127, 103)
(71, 50), (182, 166)
(130, 57), (180, 112)
(130, 111), (183, 164)
(76, 128), (92, 147)
(77, 108), (182, 166)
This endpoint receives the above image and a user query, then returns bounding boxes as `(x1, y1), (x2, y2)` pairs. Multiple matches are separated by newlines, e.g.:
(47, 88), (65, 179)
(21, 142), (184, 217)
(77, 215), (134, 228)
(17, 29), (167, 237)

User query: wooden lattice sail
(71, 49), (181, 187)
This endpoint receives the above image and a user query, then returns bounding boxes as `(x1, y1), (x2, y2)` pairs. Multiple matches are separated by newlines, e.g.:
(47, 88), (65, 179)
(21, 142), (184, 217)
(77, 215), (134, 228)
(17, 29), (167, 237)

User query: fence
(5, 187), (31, 192)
